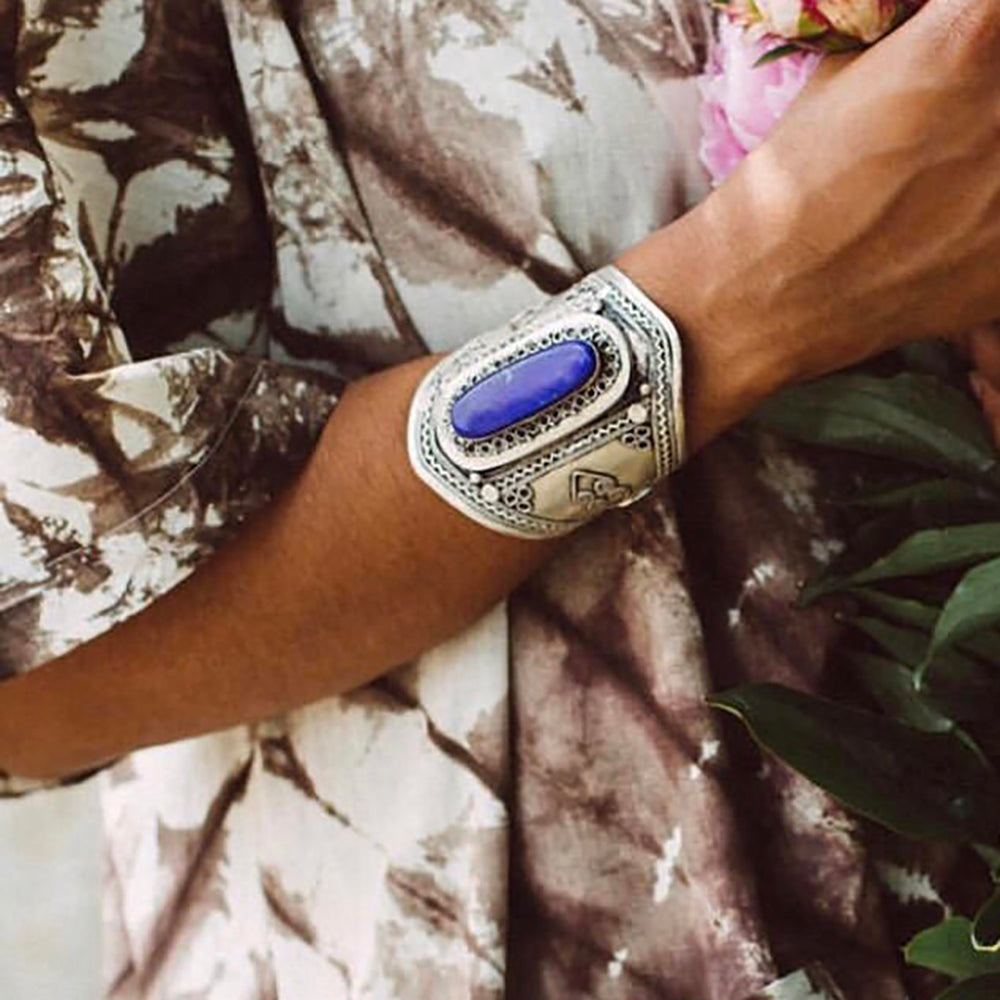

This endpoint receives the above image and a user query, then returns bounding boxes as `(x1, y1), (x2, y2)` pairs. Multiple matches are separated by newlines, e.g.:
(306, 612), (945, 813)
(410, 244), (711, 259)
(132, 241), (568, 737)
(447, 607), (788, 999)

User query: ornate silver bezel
(433, 313), (632, 472)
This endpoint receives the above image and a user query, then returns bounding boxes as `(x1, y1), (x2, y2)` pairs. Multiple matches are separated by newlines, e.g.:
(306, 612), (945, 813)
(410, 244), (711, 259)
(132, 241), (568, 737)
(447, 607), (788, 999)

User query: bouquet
(699, 5), (1000, 998)
(700, 0), (927, 186)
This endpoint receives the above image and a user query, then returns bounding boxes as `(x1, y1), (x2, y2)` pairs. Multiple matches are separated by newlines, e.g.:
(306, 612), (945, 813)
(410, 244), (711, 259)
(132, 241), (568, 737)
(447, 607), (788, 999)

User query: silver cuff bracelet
(407, 265), (686, 539)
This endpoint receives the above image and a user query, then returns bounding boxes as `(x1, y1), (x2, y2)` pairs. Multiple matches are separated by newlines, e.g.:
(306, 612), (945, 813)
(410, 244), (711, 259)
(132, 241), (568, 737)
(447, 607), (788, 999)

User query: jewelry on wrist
(407, 266), (686, 540)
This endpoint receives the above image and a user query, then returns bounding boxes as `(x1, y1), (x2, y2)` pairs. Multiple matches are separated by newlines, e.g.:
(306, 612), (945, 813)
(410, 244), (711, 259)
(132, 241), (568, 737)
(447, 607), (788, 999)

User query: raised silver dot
(640, 383), (652, 397)
(481, 484), (500, 503)
(628, 404), (649, 425)
(470, 473), (482, 485)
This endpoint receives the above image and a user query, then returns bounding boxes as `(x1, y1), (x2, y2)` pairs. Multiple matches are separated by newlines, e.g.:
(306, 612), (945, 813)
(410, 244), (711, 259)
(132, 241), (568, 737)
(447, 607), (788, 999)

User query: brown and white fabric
(0, 2), (967, 998)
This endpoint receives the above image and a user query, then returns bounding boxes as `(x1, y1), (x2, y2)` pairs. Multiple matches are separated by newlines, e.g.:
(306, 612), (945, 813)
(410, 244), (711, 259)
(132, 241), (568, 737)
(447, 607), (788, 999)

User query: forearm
(0, 218), (792, 781)
(0, 357), (545, 780)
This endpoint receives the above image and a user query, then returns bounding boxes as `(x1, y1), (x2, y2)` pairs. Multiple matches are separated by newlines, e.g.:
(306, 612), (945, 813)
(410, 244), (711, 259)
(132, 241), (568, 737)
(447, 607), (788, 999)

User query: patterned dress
(0, 2), (965, 998)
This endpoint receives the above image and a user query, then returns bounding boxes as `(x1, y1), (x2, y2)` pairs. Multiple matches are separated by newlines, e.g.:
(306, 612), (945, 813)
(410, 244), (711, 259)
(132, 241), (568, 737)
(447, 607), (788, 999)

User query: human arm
(0, 212), (793, 782)
(5, 0), (1000, 781)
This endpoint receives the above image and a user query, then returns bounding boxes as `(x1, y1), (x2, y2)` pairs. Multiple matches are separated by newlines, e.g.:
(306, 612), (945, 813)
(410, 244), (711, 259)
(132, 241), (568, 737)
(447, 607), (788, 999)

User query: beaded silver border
(434, 313), (631, 471)
(407, 266), (685, 539)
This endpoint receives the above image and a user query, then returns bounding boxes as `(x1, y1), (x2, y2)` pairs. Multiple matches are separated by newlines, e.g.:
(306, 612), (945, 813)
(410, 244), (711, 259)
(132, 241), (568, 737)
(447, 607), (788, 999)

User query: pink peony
(699, 17), (820, 186)
(699, 0), (925, 185)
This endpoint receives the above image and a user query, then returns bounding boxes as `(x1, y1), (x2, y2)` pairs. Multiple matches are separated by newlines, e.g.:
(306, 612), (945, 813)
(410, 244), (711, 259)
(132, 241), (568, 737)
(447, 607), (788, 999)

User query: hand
(622, 0), (1000, 447)
(736, 0), (1000, 370)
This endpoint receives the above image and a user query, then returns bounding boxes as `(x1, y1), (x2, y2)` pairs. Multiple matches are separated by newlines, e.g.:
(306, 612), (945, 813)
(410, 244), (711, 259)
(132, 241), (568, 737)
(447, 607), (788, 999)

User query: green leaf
(708, 684), (1000, 842)
(934, 973), (1000, 999)
(803, 524), (1000, 602)
(850, 590), (1000, 668)
(754, 373), (1000, 483)
(754, 43), (802, 67)
(850, 589), (939, 630)
(848, 620), (999, 734)
(906, 917), (1000, 979)
(974, 889), (1000, 953)
(842, 623), (992, 762)
(802, 515), (914, 602)
(844, 651), (952, 733)
(846, 617), (995, 697)
(846, 479), (989, 511)
(845, 622), (998, 759)
(849, 617), (930, 667)
(930, 558), (1000, 663)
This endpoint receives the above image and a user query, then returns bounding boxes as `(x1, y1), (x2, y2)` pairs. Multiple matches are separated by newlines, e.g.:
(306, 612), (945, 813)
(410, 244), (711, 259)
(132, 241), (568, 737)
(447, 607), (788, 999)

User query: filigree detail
(502, 483), (536, 514)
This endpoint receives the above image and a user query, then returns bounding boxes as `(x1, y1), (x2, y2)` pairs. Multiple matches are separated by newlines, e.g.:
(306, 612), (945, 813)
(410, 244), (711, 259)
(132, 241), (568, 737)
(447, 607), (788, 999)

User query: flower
(699, 0), (926, 184)
(815, 0), (901, 42)
(719, 0), (925, 50)
(699, 17), (820, 185)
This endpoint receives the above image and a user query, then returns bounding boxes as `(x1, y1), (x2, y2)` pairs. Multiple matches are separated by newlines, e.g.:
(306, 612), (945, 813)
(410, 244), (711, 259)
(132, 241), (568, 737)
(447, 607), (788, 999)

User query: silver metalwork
(407, 265), (686, 539)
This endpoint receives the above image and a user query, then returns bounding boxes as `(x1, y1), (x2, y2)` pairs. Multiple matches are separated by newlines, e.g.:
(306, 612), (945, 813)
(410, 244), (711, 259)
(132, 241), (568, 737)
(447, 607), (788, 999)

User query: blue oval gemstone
(451, 340), (598, 439)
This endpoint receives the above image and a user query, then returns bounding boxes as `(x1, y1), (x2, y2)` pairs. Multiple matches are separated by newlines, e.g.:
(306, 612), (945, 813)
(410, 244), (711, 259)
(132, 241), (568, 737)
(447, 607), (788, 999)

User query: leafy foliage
(931, 559), (1000, 662)
(800, 524), (1000, 603)
(712, 351), (1000, 997)
(906, 918), (1000, 980)
(754, 373), (1000, 482)
(709, 684), (1000, 842)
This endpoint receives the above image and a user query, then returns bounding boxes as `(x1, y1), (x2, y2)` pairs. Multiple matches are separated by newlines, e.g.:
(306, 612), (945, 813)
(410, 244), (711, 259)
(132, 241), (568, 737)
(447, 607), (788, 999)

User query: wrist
(616, 201), (804, 452)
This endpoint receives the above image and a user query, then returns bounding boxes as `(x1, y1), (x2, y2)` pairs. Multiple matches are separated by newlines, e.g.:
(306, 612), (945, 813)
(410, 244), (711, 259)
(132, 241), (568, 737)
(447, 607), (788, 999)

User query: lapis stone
(451, 340), (598, 439)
